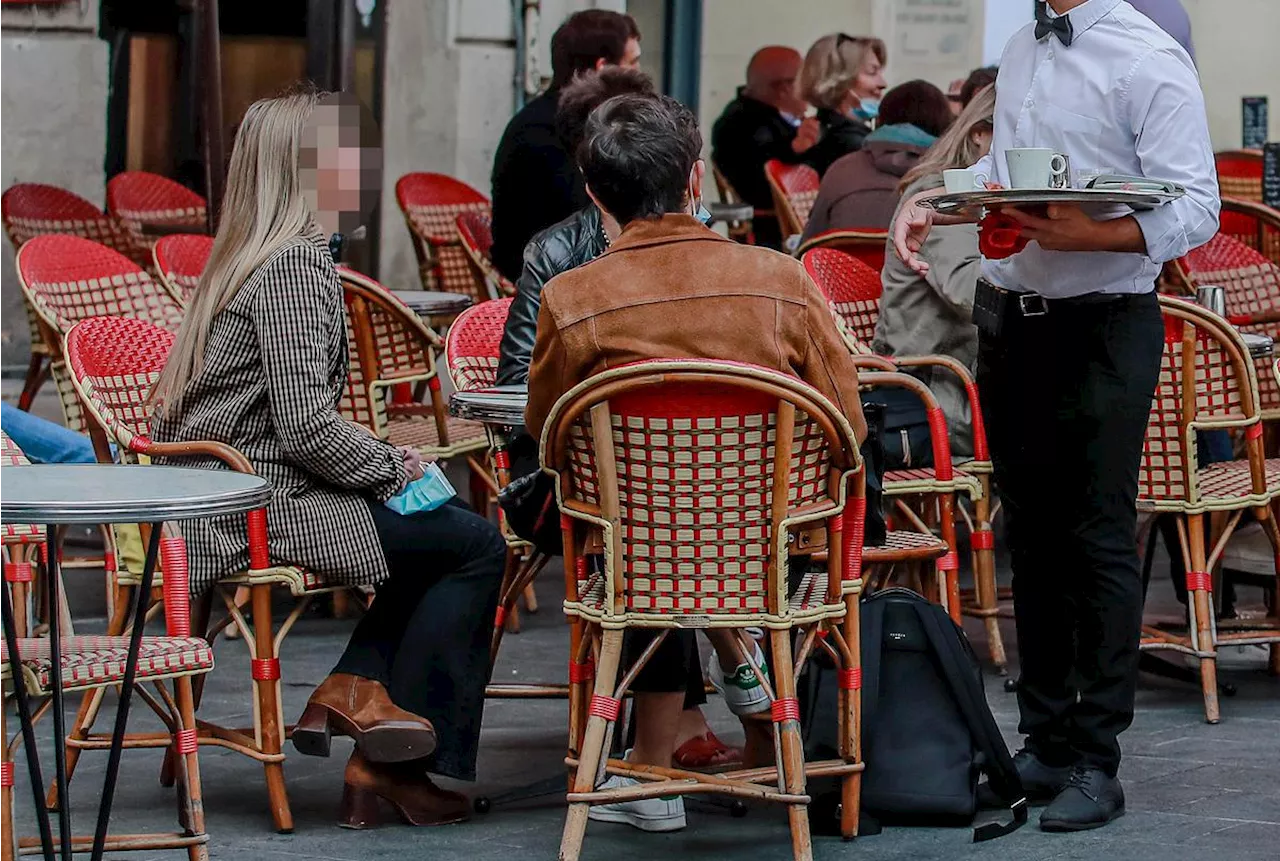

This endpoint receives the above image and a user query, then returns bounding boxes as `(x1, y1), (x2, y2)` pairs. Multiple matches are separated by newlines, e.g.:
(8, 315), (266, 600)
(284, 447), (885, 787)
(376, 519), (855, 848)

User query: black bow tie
(1035, 3), (1073, 46)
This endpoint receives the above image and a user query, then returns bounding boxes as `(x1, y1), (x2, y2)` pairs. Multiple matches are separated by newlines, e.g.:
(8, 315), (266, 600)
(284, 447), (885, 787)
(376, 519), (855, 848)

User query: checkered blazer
(154, 232), (404, 594)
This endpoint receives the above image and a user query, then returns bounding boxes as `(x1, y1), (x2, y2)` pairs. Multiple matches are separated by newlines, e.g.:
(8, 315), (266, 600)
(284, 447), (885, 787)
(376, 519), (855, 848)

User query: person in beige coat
(873, 85), (995, 458)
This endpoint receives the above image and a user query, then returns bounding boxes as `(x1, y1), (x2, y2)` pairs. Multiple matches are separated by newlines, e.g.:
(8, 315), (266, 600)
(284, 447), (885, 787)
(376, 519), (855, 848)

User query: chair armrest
(889, 354), (990, 462)
(857, 370), (954, 479)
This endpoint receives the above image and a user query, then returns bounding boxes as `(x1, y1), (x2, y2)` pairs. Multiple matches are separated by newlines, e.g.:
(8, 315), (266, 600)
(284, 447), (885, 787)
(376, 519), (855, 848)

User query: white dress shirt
(972, 0), (1219, 298)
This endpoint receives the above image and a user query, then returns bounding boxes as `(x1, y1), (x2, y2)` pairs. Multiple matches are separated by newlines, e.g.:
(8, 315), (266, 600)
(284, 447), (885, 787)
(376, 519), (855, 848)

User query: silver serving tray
(921, 187), (1183, 216)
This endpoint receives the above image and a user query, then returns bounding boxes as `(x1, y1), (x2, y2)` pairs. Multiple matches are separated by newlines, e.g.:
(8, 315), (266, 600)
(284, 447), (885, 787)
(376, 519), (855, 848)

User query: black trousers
(334, 499), (506, 781)
(977, 291), (1163, 776)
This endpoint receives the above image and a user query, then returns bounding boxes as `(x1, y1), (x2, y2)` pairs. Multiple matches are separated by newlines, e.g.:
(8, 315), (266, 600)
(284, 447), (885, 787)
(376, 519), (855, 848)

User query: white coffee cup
(1005, 148), (1070, 189)
(943, 168), (990, 193)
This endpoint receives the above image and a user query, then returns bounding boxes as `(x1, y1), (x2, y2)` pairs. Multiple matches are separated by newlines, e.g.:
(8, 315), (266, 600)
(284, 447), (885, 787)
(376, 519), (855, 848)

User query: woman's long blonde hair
(151, 89), (322, 412)
(899, 83), (996, 192)
(800, 34), (887, 111)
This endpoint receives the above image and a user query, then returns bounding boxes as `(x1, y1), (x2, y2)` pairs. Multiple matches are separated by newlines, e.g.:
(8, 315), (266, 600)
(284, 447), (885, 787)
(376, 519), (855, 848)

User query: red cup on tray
(979, 211), (1029, 259)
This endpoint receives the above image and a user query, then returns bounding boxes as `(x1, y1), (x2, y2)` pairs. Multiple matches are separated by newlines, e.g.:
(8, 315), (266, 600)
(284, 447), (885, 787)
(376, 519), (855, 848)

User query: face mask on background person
(852, 97), (880, 122)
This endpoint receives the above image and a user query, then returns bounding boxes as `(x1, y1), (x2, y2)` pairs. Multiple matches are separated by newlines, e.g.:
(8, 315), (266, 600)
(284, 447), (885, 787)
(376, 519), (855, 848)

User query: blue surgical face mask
(852, 98), (880, 121)
(779, 110), (803, 129)
(695, 203), (713, 225)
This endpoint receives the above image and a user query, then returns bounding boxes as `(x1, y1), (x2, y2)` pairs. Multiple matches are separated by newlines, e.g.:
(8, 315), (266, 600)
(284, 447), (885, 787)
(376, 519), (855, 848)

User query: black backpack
(800, 588), (1027, 841)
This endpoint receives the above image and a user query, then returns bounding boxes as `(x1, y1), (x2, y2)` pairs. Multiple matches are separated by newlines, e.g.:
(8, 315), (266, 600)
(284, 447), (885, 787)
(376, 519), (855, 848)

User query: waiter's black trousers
(977, 291), (1164, 776)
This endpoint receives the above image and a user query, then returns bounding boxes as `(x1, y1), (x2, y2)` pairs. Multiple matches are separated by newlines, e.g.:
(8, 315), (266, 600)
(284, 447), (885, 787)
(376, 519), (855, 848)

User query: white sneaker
(587, 774), (687, 832)
(707, 641), (771, 716)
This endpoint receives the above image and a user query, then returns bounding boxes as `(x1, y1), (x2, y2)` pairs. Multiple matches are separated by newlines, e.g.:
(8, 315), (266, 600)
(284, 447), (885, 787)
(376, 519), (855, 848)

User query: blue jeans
(1, 403), (96, 464)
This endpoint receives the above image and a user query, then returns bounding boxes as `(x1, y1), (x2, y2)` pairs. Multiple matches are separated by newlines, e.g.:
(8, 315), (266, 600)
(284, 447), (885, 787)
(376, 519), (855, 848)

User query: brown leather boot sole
(294, 701), (437, 763)
(338, 756), (471, 828)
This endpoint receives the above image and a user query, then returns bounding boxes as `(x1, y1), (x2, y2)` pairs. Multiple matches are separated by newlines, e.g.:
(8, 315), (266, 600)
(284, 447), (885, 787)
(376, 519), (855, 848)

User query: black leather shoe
(1040, 765), (1125, 832)
(978, 748), (1073, 808)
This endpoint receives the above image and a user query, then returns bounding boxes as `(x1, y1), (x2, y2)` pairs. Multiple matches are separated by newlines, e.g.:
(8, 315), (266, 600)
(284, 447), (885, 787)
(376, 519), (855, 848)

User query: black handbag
(497, 470), (563, 556)
(863, 387), (932, 471)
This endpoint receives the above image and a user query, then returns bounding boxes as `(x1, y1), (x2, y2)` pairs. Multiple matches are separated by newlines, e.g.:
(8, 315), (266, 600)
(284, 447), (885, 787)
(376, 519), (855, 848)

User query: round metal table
(449, 385), (529, 428)
(1, 464), (270, 861)
(706, 201), (755, 226)
(1241, 331), (1274, 360)
(393, 290), (473, 319)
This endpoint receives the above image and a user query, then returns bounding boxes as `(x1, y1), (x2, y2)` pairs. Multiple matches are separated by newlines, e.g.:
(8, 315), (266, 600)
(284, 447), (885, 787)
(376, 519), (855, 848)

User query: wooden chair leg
(559, 627), (623, 861)
(769, 628), (813, 861)
(16, 352), (46, 411)
(173, 676), (209, 861)
(250, 584), (293, 833)
(972, 482), (1007, 671)
(937, 494), (962, 625)
(522, 583), (539, 614)
(840, 602), (862, 840)
(1185, 514), (1220, 723)
(2, 701), (15, 861)
(48, 687), (108, 809)
(105, 581), (133, 637)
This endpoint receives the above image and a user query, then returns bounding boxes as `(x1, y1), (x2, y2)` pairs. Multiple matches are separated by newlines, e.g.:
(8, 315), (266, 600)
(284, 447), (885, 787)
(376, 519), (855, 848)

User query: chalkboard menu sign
(1243, 97), (1269, 149)
(1264, 142), (1280, 210)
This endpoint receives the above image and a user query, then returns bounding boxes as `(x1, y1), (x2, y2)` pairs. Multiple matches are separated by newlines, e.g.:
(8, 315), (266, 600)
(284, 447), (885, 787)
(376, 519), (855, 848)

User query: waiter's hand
(892, 190), (936, 275)
(791, 117), (820, 154)
(1004, 205), (1146, 253)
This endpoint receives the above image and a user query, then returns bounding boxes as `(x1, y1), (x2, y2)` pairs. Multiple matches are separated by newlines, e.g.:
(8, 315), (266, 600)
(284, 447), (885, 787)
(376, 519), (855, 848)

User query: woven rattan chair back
(152, 233), (215, 304)
(106, 171), (207, 256)
(16, 234), (183, 433)
(1218, 197), (1280, 266)
(801, 246), (882, 354)
(394, 172), (491, 301)
(1, 431), (46, 551)
(444, 297), (512, 393)
(796, 229), (888, 273)
(337, 267), (443, 434)
(542, 360), (864, 629)
(1138, 297), (1264, 510)
(1, 182), (147, 267)
(1215, 150), (1263, 203)
(764, 159), (820, 239)
(64, 316), (173, 455)
(456, 211), (513, 299)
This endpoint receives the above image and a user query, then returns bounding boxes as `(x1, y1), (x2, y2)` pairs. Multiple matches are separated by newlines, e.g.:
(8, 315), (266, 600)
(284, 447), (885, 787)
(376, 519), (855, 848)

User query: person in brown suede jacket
(524, 92), (865, 834)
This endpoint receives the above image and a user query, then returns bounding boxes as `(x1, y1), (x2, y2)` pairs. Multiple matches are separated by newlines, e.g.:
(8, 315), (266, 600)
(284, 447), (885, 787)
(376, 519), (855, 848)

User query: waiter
(892, 0), (1218, 833)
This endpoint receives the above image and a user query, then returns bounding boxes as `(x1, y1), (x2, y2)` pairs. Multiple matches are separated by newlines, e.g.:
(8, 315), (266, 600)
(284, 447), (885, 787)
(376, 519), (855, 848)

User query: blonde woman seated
(151, 90), (505, 828)
(871, 84), (995, 463)
(798, 33), (888, 177)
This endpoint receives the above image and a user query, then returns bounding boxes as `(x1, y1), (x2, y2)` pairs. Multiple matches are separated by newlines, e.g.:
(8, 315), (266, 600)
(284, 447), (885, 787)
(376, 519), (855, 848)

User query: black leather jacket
(496, 205), (607, 386)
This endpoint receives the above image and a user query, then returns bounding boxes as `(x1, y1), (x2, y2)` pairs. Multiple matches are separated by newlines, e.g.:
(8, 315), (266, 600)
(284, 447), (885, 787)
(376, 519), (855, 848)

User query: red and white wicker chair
(1137, 296), (1280, 722)
(1217, 196), (1280, 268)
(1, 431), (47, 639)
(394, 172), (491, 302)
(2, 183), (150, 411)
(1215, 149), (1263, 204)
(442, 298), (547, 645)
(1, 494), (212, 858)
(802, 247), (1006, 665)
(338, 268), (491, 495)
(764, 160), (820, 242)
(543, 360), (866, 858)
(795, 228), (888, 274)
(15, 234), (183, 438)
(710, 163), (763, 244)
(1173, 232), (1280, 422)
(153, 234), (215, 305)
(62, 315), (332, 833)
(105, 171), (208, 256)
(456, 211), (514, 300)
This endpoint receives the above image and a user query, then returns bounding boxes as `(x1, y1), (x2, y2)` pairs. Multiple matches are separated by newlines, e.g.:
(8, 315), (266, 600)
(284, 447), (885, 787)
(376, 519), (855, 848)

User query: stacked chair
(1136, 296), (1280, 722)
(801, 247), (1005, 668)
(394, 172), (492, 302)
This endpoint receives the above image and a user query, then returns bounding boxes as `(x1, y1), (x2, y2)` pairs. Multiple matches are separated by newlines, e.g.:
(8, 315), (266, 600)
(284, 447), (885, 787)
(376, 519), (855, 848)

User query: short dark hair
(555, 67), (657, 159)
(959, 65), (998, 108)
(878, 79), (954, 138)
(550, 10), (641, 89)
(578, 94), (702, 225)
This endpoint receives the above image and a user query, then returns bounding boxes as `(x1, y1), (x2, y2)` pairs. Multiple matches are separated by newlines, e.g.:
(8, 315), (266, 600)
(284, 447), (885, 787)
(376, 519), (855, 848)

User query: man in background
(710, 46), (820, 249)
(490, 9), (641, 282)
(1127, 0), (1195, 61)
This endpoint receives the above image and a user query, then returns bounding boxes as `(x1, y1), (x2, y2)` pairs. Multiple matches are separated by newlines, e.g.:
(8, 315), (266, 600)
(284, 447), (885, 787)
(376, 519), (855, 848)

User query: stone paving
(3, 383), (1278, 860)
